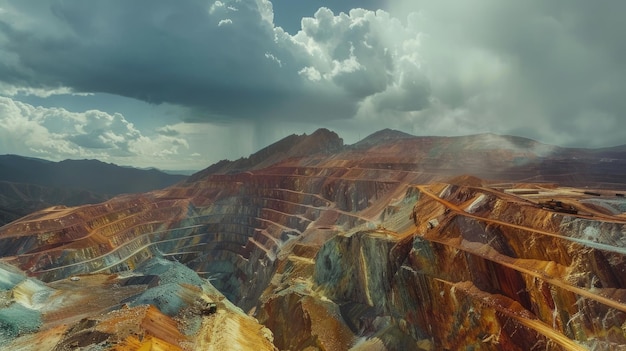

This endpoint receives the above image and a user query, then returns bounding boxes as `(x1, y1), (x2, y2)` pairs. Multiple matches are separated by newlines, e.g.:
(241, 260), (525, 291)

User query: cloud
(381, 0), (626, 147)
(0, 96), (189, 165)
(0, 0), (291, 116)
(295, 9), (402, 97)
(0, 1), (429, 123)
(157, 125), (181, 137)
(217, 18), (232, 26)
(0, 0), (624, 149)
(0, 83), (93, 98)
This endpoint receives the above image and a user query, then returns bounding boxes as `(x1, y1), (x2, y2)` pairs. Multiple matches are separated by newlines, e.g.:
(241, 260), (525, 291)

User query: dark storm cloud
(2, 1), (266, 101)
(0, 0), (359, 121)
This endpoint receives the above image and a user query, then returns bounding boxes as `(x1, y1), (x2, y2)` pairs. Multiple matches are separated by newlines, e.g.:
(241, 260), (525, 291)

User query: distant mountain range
(190, 128), (626, 188)
(0, 155), (186, 226)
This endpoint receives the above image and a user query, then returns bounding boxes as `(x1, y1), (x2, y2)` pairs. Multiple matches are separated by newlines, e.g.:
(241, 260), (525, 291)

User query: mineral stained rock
(1, 129), (626, 350)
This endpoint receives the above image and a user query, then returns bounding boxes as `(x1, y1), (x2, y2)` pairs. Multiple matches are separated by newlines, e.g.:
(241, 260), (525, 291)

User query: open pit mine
(1, 129), (626, 350)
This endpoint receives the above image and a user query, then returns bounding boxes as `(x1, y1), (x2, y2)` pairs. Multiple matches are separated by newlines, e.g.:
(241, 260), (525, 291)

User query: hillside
(0, 155), (187, 194)
(0, 155), (186, 227)
(0, 181), (108, 227)
(0, 129), (625, 350)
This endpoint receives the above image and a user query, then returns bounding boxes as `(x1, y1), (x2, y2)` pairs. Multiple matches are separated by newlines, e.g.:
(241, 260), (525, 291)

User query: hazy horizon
(4, 127), (626, 174)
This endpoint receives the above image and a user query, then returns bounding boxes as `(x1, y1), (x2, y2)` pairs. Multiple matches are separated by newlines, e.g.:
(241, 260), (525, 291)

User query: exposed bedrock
(314, 230), (403, 311)
(257, 292), (355, 350)
(255, 185), (626, 350)
(0, 162), (411, 316)
(313, 235), (584, 349)
(2, 257), (278, 350)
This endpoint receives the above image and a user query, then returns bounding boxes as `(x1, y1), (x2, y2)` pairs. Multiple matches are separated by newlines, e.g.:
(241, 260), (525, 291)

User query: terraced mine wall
(2, 130), (626, 349)
(2, 171), (626, 349)
(254, 184), (626, 350)
(0, 164), (416, 313)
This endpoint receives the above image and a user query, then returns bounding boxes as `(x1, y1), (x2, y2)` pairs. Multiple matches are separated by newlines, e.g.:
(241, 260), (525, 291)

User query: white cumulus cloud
(0, 96), (189, 167)
(218, 18), (232, 26)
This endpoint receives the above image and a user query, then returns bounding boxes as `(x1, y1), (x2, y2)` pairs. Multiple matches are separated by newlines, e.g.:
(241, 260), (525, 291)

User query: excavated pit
(2, 130), (626, 349)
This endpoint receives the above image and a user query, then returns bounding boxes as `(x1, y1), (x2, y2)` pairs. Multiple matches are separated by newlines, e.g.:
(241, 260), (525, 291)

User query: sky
(0, 0), (624, 171)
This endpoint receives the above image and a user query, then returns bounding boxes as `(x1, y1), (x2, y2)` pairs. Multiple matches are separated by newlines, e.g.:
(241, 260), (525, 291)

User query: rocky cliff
(0, 130), (625, 350)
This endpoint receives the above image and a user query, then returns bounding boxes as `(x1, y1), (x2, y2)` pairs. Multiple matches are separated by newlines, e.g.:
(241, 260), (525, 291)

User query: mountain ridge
(0, 155), (187, 227)
(0, 155), (187, 194)
(188, 128), (343, 181)
(186, 128), (626, 189)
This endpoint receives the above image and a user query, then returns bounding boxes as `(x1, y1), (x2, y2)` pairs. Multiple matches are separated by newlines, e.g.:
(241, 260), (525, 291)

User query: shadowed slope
(0, 155), (187, 227)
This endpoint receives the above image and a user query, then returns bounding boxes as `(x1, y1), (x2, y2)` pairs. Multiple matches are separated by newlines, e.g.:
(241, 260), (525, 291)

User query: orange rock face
(1, 129), (626, 350)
